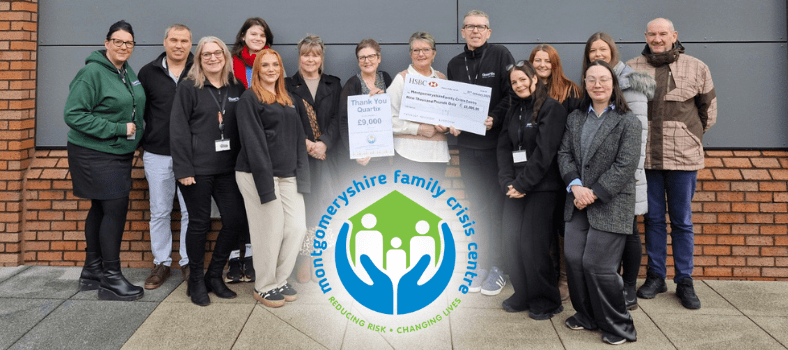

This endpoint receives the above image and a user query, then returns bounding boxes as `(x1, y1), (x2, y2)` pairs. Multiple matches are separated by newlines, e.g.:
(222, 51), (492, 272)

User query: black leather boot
(98, 260), (144, 301)
(79, 251), (103, 291)
(205, 256), (237, 299)
(187, 263), (210, 306)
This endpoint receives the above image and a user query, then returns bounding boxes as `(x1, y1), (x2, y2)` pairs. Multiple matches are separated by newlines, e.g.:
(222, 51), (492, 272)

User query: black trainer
(602, 332), (627, 345)
(636, 271), (667, 299)
(676, 278), (701, 309)
(278, 283), (298, 302)
(528, 305), (563, 321)
(225, 258), (243, 284)
(623, 283), (638, 310)
(501, 297), (527, 313)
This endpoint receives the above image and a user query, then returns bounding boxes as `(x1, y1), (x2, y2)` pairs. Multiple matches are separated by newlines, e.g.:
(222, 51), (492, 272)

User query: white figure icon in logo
(355, 213), (383, 284)
(410, 220), (437, 284)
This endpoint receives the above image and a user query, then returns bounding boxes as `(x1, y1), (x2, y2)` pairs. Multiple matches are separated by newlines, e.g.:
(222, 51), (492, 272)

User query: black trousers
(458, 146), (505, 270)
(621, 217), (642, 286)
(565, 208), (636, 341)
(502, 191), (562, 314)
(177, 172), (249, 273)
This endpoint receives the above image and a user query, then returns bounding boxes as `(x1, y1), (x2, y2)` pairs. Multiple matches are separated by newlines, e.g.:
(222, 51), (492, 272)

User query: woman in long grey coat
(558, 60), (641, 345)
(582, 32), (656, 310)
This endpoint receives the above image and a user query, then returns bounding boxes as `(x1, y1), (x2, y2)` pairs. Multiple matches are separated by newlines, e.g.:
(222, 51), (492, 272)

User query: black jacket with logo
(138, 52), (194, 156)
(447, 42), (515, 150)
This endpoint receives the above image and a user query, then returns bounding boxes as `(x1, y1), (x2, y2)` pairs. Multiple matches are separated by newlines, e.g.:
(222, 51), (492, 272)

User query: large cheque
(400, 74), (491, 135)
(347, 93), (395, 159)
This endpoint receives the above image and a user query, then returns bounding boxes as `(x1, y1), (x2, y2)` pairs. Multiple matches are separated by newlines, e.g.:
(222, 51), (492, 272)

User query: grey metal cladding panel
(38, 0), (457, 46)
(458, 0), (787, 43)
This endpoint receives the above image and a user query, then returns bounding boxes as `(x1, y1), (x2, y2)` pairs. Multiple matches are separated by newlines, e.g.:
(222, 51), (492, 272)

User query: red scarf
(232, 45), (269, 88)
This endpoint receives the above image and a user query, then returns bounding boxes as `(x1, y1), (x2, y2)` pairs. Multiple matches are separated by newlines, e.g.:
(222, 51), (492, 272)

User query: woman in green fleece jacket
(63, 20), (145, 301)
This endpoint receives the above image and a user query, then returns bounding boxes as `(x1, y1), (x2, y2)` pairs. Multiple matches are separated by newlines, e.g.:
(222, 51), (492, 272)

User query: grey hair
(464, 9), (490, 27)
(646, 18), (675, 33)
(164, 23), (191, 40)
(409, 31), (436, 51)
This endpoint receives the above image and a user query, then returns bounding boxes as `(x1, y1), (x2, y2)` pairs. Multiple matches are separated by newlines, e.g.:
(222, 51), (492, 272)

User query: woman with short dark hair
(65, 20), (145, 301)
(558, 60), (640, 345)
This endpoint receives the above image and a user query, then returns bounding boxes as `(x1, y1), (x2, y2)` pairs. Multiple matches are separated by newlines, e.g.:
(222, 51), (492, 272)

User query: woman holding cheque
(235, 49), (310, 308)
(496, 61), (567, 320)
(558, 60), (640, 345)
(387, 31), (459, 179)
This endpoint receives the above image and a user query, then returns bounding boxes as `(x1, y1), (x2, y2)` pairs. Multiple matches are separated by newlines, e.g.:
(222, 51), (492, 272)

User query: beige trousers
(236, 172), (306, 293)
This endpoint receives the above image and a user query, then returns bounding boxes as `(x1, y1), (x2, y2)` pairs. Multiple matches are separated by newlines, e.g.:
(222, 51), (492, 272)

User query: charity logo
(367, 134), (376, 144)
(335, 190), (455, 315)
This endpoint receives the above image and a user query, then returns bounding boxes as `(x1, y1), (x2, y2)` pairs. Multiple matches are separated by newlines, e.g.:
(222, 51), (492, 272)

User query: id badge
(215, 139), (231, 152)
(126, 134), (136, 141)
(512, 150), (527, 164)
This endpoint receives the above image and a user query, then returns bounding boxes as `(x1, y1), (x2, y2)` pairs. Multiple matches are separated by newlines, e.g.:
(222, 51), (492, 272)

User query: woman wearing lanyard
(64, 20), (145, 301)
(497, 61), (567, 320)
(170, 36), (249, 306)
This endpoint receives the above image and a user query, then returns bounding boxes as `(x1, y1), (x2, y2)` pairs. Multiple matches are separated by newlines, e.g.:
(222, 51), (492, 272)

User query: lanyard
(208, 86), (227, 139)
(517, 105), (524, 150)
(118, 67), (136, 121)
(463, 48), (487, 84)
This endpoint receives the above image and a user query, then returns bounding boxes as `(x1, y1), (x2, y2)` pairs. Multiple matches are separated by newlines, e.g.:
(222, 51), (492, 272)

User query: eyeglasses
(358, 54), (379, 62)
(109, 38), (136, 48)
(584, 76), (612, 85)
(463, 24), (489, 32)
(410, 48), (434, 55)
(201, 50), (224, 60)
(506, 60), (527, 71)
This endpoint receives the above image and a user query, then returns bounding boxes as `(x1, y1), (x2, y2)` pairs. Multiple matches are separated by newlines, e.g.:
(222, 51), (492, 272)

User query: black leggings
(620, 217), (643, 286)
(84, 197), (129, 262)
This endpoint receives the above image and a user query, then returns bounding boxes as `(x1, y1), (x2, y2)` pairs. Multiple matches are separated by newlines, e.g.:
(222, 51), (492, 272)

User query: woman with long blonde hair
(235, 49), (310, 308)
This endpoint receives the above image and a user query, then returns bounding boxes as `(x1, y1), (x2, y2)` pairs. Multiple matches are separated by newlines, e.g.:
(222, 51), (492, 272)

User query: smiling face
(532, 50), (552, 80)
(357, 47), (381, 76)
(461, 15), (491, 51)
(164, 28), (191, 63)
(588, 39), (612, 64)
(258, 52), (280, 87)
(244, 25), (267, 53)
(299, 48), (323, 77)
(104, 29), (134, 68)
(200, 41), (225, 76)
(585, 65), (613, 106)
(645, 18), (678, 54)
(410, 39), (435, 72)
(510, 69), (536, 99)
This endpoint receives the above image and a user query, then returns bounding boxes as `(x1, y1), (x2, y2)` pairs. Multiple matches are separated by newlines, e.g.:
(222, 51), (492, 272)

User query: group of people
(64, 10), (716, 345)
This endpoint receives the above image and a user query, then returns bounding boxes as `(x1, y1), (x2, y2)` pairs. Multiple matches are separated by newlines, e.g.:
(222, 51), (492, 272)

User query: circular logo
(367, 135), (376, 144)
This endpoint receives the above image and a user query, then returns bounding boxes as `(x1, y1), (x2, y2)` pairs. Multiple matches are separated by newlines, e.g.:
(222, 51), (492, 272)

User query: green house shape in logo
(348, 191), (442, 271)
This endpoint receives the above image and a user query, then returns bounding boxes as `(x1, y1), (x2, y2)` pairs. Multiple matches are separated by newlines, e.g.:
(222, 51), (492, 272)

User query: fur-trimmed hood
(614, 61), (656, 100)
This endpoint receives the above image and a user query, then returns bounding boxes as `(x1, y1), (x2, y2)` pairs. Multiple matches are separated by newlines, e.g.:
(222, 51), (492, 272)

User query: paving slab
(446, 272), (514, 310)
(649, 313), (786, 350)
(0, 266), (28, 284)
(233, 305), (328, 350)
(0, 266), (80, 299)
(290, 277), (355, 307)
(265, 303), (348, 350)
(451, 307), (563, 350)
(9, 299), (156, 350)
(0, 298), (62, 349)
(750, 316), (788, 348)
(555, 303), (676, 350)
(162, 280), (258, 305)
(705, 280), (788, 295)
(636, 280), (740, 316)
(121, 302), (253, 350)
(711, 291), (788, 317)
(72, 268), (181, 303)
(341, 315), (395, 350)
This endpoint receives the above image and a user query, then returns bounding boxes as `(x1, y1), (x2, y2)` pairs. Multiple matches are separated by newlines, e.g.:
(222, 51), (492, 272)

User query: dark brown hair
(508, 61), (549, 123)
(580, 60), (630, 113)
(582, 32), (619, 74)
(355, 38), (381, 57)
(231, 17), (274, 59)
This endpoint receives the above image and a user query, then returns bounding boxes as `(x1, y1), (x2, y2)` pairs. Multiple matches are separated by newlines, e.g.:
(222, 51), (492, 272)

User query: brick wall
(0, 0), (37, 265)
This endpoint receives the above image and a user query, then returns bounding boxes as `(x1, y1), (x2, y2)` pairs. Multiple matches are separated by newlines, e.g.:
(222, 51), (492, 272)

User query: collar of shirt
(588, 103), (615, 118)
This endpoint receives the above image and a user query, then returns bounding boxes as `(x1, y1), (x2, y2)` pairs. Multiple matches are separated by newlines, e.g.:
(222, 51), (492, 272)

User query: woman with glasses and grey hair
(387, 31), (459, 182)
(286, 34), (343, 283)
(496, 60), (567, 320)
(65, 20), (145, 301)
(170, 36), (249, 306)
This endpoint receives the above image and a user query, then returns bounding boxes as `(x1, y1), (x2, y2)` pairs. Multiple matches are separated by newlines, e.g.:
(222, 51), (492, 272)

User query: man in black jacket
(137, 24), (193, 289)
(446, 10), (515, 296)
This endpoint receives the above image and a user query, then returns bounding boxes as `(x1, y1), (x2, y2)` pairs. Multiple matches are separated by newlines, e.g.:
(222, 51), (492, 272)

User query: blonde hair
(297, 34), (325, 75)
(250, 49), (293, 107)
(187, 36), (235, 89)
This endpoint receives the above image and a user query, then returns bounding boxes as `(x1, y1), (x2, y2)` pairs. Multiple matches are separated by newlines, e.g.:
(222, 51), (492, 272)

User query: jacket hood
(614, 61), (656, 100)
(85, 50), (124, 71)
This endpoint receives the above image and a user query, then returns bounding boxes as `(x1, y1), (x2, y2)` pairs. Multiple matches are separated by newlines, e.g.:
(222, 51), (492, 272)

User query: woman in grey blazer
(557, 60), (641, 345)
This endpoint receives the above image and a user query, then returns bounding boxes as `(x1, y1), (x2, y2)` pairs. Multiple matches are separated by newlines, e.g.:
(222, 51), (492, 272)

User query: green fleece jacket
(64, 50), (145, 154)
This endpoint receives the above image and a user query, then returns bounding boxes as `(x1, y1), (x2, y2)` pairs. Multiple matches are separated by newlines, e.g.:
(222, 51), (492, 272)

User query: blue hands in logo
(396, 222), (456, 314)
(335, 222), (394, 314)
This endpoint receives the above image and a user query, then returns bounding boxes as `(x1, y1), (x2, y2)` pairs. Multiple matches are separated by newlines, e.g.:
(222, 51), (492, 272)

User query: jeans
(458, 146), (505, 271)
(643, 170), (697, 282)
(143, 152), (188, 267)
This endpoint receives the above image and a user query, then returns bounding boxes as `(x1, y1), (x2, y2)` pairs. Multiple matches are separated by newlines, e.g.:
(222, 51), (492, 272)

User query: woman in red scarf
(231, 17), (274, 88)
(225, 17), (275, 284)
